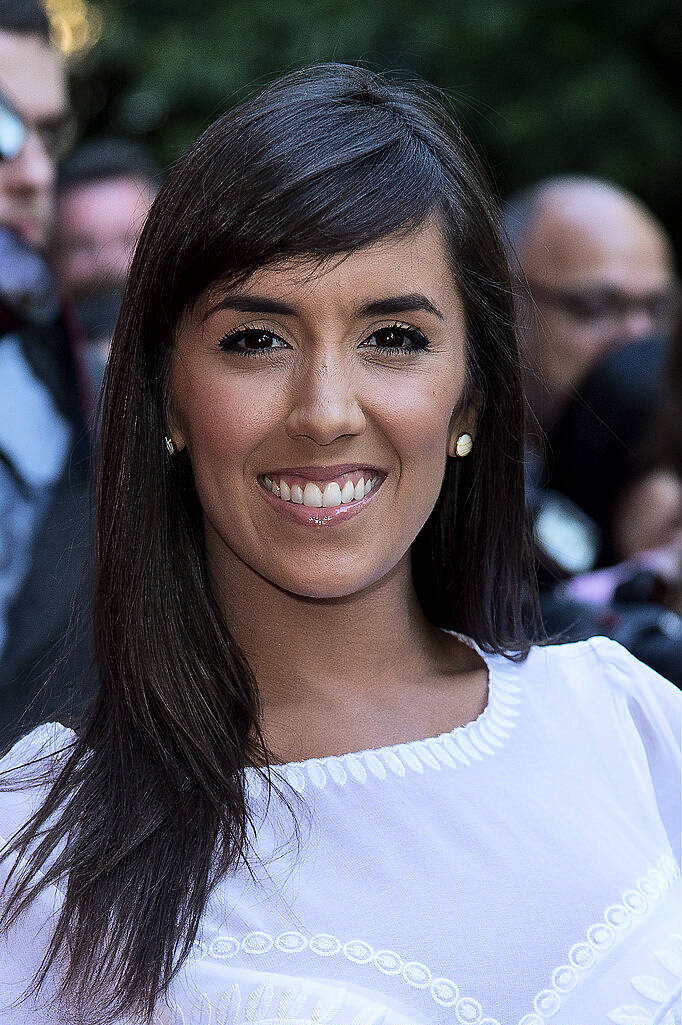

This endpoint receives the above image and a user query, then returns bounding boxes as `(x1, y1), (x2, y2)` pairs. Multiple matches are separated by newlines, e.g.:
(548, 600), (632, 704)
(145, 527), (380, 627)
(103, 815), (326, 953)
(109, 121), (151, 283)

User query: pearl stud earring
(164, 435), (176, 455)
(455, 432), (473, 457)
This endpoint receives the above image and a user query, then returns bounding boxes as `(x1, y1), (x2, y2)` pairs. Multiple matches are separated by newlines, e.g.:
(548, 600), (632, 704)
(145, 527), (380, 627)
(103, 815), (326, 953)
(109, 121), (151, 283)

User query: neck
(210, 544), (439, 716)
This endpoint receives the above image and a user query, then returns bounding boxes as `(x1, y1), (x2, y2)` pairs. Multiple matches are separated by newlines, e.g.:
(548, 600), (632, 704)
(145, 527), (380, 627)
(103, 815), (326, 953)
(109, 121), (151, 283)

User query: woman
(0, 64), (679, 1025)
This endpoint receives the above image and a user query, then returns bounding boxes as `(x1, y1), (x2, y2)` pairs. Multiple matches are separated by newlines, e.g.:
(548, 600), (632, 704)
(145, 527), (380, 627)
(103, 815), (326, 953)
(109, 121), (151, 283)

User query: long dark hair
(0, 63), (538, 1021)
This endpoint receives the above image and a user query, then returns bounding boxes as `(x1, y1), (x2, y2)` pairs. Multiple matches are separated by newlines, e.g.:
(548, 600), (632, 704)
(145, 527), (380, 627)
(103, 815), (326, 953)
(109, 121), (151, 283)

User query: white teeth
(322, 482), (342, 507)
(303, 482), (323, 507)
(265, 474), (381, 505)
(341, 479), (355, 504)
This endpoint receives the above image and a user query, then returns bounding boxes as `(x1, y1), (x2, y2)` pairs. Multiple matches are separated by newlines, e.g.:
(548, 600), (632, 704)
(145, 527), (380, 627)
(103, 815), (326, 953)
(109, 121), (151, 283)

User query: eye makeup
(217, 322), (431, 358)
(359, 323), (430, 355)
(218, 327), (290, 356)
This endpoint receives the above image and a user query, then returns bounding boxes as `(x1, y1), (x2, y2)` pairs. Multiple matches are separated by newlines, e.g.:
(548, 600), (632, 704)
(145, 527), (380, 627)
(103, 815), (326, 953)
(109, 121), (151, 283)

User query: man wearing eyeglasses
(0, 0), (91, 744)
(506, 176), (680, 662)
(505, 176), (678, 433)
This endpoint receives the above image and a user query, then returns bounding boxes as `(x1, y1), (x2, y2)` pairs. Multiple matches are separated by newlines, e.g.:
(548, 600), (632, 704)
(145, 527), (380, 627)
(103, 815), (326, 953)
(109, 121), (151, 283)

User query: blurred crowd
(0, 1), (680, 743)
(505, 178), (681, 684)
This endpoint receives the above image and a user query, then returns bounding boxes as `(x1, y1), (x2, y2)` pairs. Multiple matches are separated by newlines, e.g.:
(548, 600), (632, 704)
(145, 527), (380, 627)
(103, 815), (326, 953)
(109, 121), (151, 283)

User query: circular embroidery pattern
(209, 935), (240, 959)
(374, 949), (403, 974)
(242, 931), (273, 954)
(622, 888), (648, 915)
(309, 933), (341, 956)
(456, 995), (483, 1022)
(568, 941), (595, 971)
(604, 903), (631, 930)
(275, 931), (308, 953)
(534, 989), (560, 1015)
(521, 854), (679, 1022)
(343, 939), (373, 964)
(587, 922), (615, 949)
(551, 964), (577, 992)
(402, 961), (432, 988)
(431, 977), (459, 1006)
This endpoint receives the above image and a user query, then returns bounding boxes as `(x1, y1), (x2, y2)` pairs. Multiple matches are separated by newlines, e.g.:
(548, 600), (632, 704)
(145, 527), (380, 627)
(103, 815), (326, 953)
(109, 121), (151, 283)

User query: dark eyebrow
(355, 294), (444, 321)
(203, 291), (445, 323)
(204, 295), (298, 321)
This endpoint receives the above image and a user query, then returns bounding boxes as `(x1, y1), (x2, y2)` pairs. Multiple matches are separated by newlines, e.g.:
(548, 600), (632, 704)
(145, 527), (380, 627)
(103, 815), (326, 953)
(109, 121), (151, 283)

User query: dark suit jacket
(0, 319), (95, 748)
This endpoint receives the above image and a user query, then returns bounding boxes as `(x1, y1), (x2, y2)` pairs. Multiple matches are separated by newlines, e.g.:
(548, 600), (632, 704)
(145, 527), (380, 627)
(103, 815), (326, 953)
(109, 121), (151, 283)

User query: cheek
(378, 375), (459, 472)
(173, 368), (278, 469)
(370, 374), (460, 544)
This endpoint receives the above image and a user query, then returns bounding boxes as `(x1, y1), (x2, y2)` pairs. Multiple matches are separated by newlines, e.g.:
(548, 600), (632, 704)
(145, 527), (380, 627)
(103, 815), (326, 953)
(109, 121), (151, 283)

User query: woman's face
(170, 218), (475, 599)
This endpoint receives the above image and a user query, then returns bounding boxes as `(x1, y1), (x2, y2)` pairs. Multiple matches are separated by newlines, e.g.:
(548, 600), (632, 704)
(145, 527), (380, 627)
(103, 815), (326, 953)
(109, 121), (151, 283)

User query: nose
(284, 355), (366, 446)
(9, 130), (54, 194)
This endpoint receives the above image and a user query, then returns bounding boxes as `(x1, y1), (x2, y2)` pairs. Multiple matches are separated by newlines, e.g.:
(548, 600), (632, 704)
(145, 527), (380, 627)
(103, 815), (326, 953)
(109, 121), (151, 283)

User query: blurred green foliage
(70, 0), (682, 247)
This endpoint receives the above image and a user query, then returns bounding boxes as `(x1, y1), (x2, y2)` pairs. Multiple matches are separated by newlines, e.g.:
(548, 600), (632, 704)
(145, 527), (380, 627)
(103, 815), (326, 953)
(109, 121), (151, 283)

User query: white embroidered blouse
(0, 636), (680, 1025)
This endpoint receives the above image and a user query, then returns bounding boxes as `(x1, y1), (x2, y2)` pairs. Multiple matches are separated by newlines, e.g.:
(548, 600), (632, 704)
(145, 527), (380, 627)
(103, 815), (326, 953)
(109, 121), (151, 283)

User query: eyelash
(217, 323), (431, 358)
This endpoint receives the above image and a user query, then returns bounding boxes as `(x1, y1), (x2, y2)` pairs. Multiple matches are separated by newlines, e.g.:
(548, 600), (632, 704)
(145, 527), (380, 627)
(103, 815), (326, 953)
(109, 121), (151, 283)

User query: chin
(267, 560), (391, 602)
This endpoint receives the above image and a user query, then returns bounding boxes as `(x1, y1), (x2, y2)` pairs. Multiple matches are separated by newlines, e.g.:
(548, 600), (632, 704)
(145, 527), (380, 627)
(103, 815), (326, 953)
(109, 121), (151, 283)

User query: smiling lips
(258, 467), (384, 523)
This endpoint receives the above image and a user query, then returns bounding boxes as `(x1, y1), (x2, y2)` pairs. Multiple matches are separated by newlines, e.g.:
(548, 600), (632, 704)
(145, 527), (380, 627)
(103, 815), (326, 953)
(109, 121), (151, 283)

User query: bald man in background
(504, 176), (677, 432)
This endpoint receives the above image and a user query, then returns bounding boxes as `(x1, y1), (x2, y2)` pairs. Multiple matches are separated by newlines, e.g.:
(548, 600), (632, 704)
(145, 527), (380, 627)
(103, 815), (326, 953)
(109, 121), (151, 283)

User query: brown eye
(361, 325), (430, 354)
(218, 329), (290, 355)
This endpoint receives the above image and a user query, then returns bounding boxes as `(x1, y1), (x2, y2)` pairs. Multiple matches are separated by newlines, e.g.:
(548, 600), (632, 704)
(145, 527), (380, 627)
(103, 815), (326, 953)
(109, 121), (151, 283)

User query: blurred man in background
(506, 177), (681, 681)
(0, 5), (69, 252)
(505, 175), (677, 433)
(54, 138), (159, 392)
(0, 0), (92, 743)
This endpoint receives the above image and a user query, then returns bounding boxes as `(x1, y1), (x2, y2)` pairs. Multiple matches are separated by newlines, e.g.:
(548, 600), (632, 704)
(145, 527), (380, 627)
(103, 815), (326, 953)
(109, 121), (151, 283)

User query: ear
(447, 390), (481, 459)
(165, 400), (186, 454)
(166, 427), (186, 454)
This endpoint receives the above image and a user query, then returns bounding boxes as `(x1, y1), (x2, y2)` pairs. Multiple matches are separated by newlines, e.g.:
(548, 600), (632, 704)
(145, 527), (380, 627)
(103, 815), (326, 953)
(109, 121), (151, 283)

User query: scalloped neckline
(248, 634), (524, 786)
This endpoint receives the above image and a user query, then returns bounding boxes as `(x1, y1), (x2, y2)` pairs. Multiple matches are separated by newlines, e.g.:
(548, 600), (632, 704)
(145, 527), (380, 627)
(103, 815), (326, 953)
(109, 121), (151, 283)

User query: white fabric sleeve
(0, 723), (74, 1023)
(588, 635), (682, 868)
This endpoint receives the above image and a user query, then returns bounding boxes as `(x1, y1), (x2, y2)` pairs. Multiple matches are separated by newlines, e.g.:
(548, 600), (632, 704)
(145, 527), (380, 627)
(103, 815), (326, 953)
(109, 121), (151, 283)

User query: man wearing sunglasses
(0, 8), (72, 250)
(0, 0), (91, 744)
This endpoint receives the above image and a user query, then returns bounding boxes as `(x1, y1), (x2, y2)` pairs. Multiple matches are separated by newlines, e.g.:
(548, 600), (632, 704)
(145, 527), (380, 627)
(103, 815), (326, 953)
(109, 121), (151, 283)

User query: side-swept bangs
(142, 70), (456, 331)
